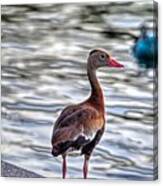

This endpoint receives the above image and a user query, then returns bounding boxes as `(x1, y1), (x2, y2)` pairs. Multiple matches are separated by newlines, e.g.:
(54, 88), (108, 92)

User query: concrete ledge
(1, 161), (44, 178)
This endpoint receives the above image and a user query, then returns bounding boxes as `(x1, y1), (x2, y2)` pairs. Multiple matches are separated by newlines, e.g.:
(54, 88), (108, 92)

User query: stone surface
(1, 161), (44, 178)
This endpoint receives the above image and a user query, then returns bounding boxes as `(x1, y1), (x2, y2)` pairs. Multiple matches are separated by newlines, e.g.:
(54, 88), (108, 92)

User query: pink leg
(83, 155), (90, 179)
(62, 155), (67, 179)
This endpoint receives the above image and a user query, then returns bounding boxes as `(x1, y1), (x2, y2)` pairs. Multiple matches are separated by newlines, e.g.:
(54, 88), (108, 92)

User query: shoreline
(1, 161), (44, 178)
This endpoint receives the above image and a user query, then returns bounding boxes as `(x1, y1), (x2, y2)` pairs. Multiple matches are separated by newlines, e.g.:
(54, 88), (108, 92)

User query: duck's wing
(53, 104), (82, 130)
(51, 106), (104, 156)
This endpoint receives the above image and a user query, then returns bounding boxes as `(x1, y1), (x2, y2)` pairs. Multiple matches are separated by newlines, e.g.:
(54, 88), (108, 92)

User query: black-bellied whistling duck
(51, 48), (124, 179)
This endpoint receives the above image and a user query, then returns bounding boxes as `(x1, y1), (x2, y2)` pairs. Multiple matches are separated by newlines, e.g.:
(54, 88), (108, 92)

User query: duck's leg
(82, 126), (105, 179)
(82, 126), (104, 156)
(62, 154), (67, 179)
(83, 154), (90, 179)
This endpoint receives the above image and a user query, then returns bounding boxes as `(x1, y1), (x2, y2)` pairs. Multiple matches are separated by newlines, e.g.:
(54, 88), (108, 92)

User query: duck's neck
(87, 65), (104, 113)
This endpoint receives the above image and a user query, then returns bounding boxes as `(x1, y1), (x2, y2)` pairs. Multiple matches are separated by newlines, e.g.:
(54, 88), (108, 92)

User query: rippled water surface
(1, 1), (157, 180)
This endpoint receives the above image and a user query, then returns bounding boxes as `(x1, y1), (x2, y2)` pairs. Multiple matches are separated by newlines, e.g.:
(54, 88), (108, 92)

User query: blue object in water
(133, 26), (158, 68)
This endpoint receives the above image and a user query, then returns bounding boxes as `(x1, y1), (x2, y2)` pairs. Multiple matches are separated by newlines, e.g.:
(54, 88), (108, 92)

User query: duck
(133, 24), (158, 68)
(51, 48), (124, 179)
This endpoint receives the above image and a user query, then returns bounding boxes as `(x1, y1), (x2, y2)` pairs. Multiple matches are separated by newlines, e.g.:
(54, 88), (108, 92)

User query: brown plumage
(51, 48), (124, 179)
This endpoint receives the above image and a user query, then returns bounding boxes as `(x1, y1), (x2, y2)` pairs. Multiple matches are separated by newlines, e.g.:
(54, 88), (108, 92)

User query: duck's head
(88, 48), (124, 69)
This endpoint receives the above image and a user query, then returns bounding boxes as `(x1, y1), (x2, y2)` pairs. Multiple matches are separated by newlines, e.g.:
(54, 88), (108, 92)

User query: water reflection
(1, 1), (157, 180)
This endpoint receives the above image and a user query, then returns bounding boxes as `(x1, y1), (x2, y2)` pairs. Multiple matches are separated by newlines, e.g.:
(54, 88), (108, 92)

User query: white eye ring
(100, 54), (105, 60)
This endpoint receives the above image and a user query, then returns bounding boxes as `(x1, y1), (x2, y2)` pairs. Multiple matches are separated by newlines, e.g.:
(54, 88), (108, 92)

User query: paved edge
(1, 161), (44, 178)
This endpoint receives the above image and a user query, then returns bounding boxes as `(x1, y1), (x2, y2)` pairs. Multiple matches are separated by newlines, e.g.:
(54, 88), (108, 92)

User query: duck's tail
(51, 136), (90, 156)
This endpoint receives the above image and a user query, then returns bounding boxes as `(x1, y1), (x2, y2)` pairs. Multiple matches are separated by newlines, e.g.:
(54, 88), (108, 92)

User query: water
(1, 1), (157, 180)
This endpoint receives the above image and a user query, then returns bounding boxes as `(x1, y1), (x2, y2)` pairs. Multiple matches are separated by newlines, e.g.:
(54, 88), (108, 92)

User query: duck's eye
(100, 54), (105, 60)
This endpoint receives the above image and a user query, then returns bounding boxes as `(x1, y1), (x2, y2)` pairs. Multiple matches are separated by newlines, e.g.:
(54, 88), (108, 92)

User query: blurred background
(1, 1), (157, 180)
